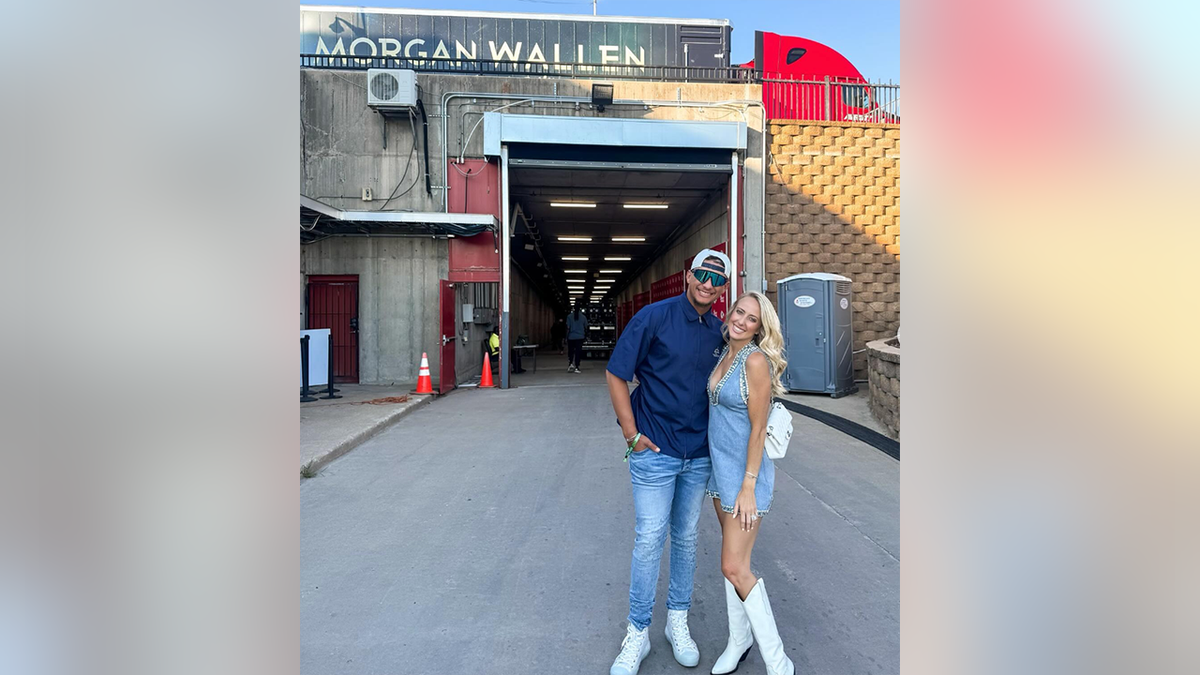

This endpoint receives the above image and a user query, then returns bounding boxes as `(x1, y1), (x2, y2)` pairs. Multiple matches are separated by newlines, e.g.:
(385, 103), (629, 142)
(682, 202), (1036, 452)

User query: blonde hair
(722, 291), (788, 396)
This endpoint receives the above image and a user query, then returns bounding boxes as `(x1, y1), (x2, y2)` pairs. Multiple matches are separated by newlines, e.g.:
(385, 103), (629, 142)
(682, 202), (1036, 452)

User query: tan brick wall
(765, 121), (899, 379)
(867, 338), (900, 439)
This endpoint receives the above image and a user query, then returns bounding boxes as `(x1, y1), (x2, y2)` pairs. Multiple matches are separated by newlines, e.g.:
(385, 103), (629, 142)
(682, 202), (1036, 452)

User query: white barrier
(301, 329), (331, 388)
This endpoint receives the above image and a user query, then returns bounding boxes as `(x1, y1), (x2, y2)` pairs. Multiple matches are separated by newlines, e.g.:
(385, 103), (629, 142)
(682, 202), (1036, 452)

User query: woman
(705, 292), (793, 675)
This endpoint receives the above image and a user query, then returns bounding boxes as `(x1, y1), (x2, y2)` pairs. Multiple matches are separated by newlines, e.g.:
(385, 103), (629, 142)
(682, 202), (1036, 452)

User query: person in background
(485, 325), (500, 374)
(566, 304), (588, 373)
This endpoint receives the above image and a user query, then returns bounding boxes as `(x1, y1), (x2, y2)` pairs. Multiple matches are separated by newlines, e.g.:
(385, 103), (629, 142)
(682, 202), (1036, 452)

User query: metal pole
(322, 332), (342, 399)
(823, 76), (832, 121)
(730, 151), (739, 297)
(301, 335), (317, 402)
(500, 144), (511, 389)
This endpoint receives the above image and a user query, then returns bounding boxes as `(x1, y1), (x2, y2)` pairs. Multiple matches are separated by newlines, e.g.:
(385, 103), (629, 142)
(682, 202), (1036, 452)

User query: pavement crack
(778, 467), (899, 563)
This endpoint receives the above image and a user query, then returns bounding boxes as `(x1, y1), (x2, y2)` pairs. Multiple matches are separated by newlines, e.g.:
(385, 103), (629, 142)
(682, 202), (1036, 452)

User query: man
(566, 304), (588, 373)
(485, 325), (500, 373)
(605, 249), (732, 675)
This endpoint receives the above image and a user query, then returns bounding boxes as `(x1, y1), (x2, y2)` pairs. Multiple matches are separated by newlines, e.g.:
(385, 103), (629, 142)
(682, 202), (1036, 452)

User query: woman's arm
(732, 352), (771, 530)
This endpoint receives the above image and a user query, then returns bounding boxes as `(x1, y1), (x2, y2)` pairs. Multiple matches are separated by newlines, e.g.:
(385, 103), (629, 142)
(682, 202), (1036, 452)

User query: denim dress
(705, 343), (775, 517)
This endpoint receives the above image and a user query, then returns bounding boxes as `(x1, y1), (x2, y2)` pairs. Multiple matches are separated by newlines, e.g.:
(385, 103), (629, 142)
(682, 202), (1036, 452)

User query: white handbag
(764, 401), (793, 460)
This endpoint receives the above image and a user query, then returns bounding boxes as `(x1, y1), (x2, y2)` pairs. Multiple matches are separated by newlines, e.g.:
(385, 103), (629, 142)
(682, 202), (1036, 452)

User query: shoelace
(668, 613), (698, 652)
(615, 627), (645, 668)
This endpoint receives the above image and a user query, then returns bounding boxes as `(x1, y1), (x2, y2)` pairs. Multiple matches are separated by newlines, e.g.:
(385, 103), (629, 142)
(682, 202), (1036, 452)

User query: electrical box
(776, 272), (857, 398)
(461, 303), (474, 322)
(472, 307), (496, 326)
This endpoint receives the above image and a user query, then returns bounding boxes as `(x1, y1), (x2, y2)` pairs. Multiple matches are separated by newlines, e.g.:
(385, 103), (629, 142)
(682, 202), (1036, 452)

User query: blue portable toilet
(776, 272), (858, 398)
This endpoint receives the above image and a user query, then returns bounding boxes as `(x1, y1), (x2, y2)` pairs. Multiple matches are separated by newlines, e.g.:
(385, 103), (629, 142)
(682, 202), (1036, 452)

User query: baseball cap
(690, 248), (731, 274)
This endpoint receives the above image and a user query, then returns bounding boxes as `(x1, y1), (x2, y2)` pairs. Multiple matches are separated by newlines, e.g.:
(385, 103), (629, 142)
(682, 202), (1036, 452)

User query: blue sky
(305, 1), (900, 83)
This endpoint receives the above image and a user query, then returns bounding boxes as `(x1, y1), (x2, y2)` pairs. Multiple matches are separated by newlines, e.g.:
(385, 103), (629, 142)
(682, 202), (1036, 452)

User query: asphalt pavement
(301, 356), (899, 674)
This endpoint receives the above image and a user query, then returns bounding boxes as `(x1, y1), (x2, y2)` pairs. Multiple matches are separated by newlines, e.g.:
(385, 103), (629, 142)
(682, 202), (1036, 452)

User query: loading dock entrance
(485, 113), (747, 388)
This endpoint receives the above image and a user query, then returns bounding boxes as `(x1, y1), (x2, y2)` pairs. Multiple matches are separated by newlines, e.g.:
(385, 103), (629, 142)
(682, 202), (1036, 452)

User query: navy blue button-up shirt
(606, 293), (725, 460)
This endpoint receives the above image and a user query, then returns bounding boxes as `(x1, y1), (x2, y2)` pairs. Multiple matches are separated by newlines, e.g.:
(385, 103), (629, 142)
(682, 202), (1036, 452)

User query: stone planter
(866, 337), (900, 439)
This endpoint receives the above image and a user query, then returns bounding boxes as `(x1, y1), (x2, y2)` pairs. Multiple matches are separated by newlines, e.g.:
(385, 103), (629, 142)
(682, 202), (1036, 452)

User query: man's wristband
(623, 432), (641, 462)
(624, 431), (639, 444)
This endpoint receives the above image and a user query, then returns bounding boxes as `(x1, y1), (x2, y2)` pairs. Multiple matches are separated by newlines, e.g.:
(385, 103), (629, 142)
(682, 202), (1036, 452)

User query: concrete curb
(302, 394), (435, 474)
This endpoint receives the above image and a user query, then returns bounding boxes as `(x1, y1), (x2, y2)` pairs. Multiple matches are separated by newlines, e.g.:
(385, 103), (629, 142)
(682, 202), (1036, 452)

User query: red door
(439, 280), (456, 394)
(307, 275), (359, 383)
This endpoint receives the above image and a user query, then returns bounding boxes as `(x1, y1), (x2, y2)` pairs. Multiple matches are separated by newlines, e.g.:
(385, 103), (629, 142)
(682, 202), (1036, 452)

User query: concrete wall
(508, 266), (555, 349)
(301, 236), (448, 385)
(763, 121), (900, 380)
(300, 70), (766, 286)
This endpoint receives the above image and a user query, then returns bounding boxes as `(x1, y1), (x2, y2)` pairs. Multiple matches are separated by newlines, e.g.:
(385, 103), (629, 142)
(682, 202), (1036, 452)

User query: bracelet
(745, 471), (757, 479)
(623, 433), (641, 462)
(624, 431), (639, 444)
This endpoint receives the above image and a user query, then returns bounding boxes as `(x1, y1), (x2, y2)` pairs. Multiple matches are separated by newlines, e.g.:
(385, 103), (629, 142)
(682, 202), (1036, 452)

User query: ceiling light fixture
(604, 256), (631, 261)
(563, 269), (589, 273)
(561, 256), (589, 261)
(623, 203), (668, 209)
(599, 269), (622, 273)
(551, 202), (596, 208)
(558, 236), (592, 242)
(611, 236), (646, 242)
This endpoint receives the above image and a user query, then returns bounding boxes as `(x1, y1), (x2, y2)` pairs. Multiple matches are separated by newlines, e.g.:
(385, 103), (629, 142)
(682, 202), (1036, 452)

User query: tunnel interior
(504, 144), (733, 357)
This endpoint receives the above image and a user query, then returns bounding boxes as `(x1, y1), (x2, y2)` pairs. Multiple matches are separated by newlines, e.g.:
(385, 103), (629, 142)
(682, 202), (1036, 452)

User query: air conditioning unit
(367, 69), (418, 109)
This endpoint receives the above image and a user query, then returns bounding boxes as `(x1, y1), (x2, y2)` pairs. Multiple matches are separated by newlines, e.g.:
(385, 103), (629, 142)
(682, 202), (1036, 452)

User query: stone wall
(764, 121), (899, 379)
(866, 338), (900, 439)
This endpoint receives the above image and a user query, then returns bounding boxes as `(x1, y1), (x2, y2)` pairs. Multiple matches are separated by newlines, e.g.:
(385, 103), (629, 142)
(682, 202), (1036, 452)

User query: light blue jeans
(627, 450), (712, 630)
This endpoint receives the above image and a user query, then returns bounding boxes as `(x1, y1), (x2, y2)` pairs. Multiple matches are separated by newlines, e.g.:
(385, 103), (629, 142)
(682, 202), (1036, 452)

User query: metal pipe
(500, 144), (511, 389)
(730, 150), (739, 296)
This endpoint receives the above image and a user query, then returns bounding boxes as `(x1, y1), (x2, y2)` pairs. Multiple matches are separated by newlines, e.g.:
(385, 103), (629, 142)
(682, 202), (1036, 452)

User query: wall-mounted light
(591, 83), (614, 112)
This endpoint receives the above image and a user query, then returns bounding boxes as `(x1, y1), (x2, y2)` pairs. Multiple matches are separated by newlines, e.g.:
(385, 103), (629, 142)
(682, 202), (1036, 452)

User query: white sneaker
(665, 609), (700, 667)
(567, 364), (576, 372)
(610, 623), (650, 675)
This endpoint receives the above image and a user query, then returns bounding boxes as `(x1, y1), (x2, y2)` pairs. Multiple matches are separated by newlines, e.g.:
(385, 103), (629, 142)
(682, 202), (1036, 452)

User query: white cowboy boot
(610, 622), (651, 675)
(711, 579), (754, 674)
(665, 608), (701, 667)
(742, 579), (795, 675)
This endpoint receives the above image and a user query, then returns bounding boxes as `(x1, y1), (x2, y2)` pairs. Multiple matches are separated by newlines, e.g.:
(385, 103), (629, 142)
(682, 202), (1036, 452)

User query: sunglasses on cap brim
(691, 268), (728, 287)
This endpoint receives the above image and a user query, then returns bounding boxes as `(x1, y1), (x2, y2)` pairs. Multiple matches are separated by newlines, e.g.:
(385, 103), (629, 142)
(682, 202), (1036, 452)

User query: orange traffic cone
(479, 352), (495, 388)
(414, 352), (434, 394)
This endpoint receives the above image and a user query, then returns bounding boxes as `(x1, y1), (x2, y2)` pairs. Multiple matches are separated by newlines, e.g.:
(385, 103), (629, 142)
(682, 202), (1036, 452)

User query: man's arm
(606, 371), (659, 453)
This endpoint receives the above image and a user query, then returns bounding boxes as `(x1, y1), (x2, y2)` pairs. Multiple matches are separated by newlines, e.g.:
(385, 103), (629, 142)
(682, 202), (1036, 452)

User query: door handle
(442, 334), (456, 345)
